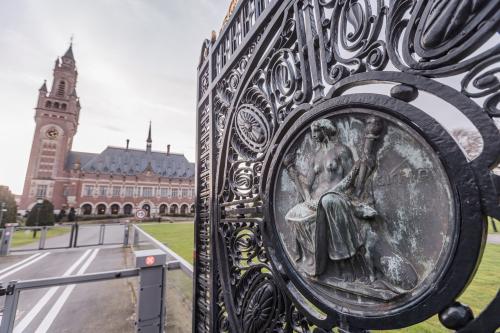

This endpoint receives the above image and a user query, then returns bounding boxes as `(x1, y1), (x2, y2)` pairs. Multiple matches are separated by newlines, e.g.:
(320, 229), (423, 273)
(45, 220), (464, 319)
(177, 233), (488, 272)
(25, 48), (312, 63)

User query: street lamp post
(33, 198), (43, 238)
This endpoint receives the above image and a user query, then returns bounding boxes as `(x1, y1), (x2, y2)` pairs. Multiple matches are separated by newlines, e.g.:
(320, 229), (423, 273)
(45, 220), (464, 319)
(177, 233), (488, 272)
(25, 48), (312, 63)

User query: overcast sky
(0, 0), (229, 194)
(1, 1), (496, 194)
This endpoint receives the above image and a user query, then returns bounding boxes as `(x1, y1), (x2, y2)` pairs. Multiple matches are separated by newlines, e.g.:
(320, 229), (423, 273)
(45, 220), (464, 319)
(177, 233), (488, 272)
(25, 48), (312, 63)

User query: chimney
(167, 144), (171, 155)
(126, 139), (130, 150)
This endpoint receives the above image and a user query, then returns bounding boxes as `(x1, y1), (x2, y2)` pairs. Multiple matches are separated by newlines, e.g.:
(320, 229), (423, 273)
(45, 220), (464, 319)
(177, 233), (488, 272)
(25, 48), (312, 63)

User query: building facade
(19, 45), (195, 217)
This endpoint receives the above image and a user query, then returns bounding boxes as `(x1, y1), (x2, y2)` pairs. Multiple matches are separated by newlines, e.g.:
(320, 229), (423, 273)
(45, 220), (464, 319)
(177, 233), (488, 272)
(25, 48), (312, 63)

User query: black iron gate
(195, 0), (500, 332)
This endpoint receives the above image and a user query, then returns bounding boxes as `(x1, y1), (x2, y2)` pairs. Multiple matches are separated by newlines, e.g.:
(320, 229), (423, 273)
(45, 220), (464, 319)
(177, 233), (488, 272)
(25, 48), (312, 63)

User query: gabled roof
(66, 147), (194, 178)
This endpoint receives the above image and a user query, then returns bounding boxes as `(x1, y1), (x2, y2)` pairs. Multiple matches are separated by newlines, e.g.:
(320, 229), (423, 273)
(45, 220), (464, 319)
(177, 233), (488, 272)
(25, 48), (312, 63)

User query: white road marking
(34, 249), (100, 333)
(13, 249), (92, 333)
(0, 253), (50, 281)
(0, 253), (41, 276)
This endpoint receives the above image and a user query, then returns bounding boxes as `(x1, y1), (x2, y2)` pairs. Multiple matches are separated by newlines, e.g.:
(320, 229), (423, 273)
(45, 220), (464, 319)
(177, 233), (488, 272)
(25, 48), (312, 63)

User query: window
(142, 187), (153, 198)
(61, 103), (67, 110)
(125, 186), (134, 197)
(171, 188), (178, 198)
(54, 102), (60, 109)
(182, 189), (189, 198)
(57, 81), (66, 96)
(112, 186), (121, 197)
(36, 185), (48, 198)
(45, 101), (52, 108)
(84, 185), (94, 197)
(160, 188), (168, 197)
(99, 186), (108, 196)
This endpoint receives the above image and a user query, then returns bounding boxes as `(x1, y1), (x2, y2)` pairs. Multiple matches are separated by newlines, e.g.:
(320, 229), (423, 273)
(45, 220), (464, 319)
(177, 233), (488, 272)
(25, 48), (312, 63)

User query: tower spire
(39, 80), (47, 92)
(62, 36), (75, 62)
(146, 121), (152, 153)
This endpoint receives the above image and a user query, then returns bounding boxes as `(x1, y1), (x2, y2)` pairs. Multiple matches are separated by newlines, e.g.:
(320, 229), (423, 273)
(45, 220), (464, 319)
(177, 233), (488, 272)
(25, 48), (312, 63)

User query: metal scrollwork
(228, 161), (261, 198)
(195, 0), (500, 332)
(386, 0), (500, 76)
(315, 0), (388, 84)
(462, 54), (500, 117)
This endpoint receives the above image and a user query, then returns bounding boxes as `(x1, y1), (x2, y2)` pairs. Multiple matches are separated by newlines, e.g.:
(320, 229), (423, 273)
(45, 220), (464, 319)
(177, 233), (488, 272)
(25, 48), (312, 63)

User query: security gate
(194, 1), (500, 332)
(0, 223), (129, 255)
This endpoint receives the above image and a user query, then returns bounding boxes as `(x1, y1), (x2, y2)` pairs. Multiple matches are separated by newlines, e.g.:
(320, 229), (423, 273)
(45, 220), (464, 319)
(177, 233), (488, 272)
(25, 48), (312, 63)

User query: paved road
(0, 227), (136, 332)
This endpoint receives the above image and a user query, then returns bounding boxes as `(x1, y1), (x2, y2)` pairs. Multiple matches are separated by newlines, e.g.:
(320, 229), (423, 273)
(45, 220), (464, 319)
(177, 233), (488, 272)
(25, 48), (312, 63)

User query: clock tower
(20, 43), (81, 212)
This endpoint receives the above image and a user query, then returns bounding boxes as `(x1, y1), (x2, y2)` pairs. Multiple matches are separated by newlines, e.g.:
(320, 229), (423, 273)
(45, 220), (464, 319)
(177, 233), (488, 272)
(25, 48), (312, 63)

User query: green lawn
(140, 222), (499, 332)
(140, 222), (194, 264)
(11, 226), (70, 248)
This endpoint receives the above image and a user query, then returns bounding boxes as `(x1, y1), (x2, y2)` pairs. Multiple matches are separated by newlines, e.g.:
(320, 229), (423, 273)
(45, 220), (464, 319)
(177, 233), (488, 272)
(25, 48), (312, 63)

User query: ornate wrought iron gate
(195, 0), (500, 332)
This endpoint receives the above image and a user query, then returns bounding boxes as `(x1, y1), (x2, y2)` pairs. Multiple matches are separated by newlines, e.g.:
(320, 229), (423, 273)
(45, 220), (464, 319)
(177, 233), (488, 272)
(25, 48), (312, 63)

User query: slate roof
(66, 147), (195, 178)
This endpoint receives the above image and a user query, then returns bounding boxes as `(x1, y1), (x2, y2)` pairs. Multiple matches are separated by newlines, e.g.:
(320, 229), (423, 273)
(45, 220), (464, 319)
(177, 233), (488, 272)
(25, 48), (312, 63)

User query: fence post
(73, 223), (79, 248)
(0, 282), (21, 333)
(39, 227), (47, 250)
(99, 224), (105, 245)
(123, 222), (130, 247)
(0, 225), (15, 256)
(134, 249), (167, 333)
(69, 223), (75, 248)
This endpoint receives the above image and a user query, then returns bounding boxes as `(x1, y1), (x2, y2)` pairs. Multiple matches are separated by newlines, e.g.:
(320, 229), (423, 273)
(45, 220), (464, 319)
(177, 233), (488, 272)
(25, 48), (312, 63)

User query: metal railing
(131, 224), (193, 278)
(0, 223), (131, 256)
(0, 249), (170, 333)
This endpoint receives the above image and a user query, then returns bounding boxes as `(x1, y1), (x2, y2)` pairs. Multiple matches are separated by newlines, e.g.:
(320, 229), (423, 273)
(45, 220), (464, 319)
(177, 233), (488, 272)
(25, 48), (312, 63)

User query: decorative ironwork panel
(195, 0), (500, 332)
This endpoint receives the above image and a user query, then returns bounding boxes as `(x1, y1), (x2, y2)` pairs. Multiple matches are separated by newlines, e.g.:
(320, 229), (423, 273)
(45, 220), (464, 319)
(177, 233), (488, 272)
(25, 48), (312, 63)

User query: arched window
(111, 204), (120, 215)
(190, 205), (195, 214)
(142, 204), (151, 217)
(54, 102), (60, 109)
(81, 204), (92, 215)
(123, 204), (133, 215)
(159, 204), (168, 216)
(61, 103), (67, 110)
(170, 204), (178, 215)
(97, 204), (107, 215)
(57, 81), (66, 96)
(45, 101), (52, 108)
(180, 204), (189, 215)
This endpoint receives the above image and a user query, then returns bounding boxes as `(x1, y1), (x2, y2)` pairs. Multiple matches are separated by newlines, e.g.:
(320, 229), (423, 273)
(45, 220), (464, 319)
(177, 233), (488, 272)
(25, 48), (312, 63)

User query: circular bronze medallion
(263, 94), (485, 327)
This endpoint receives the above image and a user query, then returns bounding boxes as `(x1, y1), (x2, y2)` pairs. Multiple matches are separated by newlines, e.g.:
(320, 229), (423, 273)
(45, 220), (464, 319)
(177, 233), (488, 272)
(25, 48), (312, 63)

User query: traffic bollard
(134, 249), (167, 333)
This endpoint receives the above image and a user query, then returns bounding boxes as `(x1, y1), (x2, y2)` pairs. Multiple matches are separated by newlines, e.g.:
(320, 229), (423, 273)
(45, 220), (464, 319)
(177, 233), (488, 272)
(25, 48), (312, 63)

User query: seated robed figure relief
(283, 116), (418, 300)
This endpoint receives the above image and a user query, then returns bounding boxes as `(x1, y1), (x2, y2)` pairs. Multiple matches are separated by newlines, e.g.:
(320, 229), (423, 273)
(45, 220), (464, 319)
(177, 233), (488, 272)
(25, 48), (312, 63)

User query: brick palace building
(19, 44), (195, 217)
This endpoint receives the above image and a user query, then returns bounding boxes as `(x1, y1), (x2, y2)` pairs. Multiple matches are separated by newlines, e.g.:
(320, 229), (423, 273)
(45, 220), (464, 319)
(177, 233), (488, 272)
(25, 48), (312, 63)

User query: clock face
(46, 128), (59, 139)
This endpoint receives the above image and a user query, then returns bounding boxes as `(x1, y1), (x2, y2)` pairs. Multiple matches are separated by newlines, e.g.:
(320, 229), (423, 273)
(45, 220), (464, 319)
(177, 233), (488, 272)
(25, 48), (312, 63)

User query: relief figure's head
(365, 116), (384, 138)
(311, 119), (337, 143)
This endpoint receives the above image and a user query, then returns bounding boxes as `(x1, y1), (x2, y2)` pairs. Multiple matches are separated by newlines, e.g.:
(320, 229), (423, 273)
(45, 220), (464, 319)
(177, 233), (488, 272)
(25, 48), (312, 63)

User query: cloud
(0, 0), (229, 193)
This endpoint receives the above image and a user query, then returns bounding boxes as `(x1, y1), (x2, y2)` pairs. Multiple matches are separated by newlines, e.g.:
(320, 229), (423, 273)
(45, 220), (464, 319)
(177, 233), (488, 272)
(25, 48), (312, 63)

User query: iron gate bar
(2, 223), (130, 256)
(74, 223), (127, 248)
(7, 226), (74, 253)
(1, 268), (139, 291)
